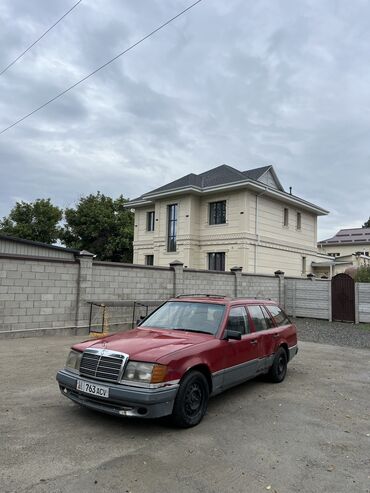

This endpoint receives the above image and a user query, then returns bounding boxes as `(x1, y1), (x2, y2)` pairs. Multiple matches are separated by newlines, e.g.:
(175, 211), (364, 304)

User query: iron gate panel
(331, 273), (355, 322)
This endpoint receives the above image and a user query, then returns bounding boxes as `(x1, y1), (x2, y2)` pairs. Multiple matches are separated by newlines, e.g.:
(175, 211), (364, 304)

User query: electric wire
(0, 0), (204, 136)
(0, 0), (83, 77)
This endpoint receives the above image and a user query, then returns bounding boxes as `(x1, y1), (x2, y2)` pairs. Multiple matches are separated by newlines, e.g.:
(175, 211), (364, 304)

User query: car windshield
(140, 301), (226, 335)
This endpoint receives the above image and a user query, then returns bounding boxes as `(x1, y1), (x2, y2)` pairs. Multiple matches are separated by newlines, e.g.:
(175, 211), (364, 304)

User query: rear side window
(226, 306), (250, 335)
(247, 305), (269, 332)
(267, 305), (290, 326)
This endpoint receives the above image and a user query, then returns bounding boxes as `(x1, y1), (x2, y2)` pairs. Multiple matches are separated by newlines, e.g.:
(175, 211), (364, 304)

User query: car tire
(268, 347), (288, 383)
(171, 371), (209, 428)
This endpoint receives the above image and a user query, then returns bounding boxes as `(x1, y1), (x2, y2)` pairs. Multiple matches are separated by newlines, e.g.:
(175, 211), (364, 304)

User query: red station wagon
(56, 295), (298, 427)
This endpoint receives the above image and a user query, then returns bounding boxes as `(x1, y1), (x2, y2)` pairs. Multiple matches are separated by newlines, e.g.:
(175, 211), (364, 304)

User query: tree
(0, 198), (62, 244)
(354, 266), (370, 282)
(61, 192), (134, 262)
(363, 217), (370, 228)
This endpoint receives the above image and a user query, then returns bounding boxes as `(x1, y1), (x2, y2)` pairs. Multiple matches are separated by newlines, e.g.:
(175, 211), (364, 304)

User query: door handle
(250, 339), (258, 345)
(272, 333), (279, 338)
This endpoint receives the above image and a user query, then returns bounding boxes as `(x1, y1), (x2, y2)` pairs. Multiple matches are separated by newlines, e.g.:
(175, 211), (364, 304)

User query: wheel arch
(279, 342), (289, 361)
(182, 364), (213, 394)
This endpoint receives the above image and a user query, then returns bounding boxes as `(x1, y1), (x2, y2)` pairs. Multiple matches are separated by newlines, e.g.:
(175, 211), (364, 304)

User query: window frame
(145, 255), (154, 266)
(208, 252), (226, 271)
(296, 212), (301, 230)
(167, 204), (178, 252)
(146, 211), (155, 232)
(302, 256), (307, 275)
(209, 200), (227, 225)
(283, 207), (289, 227)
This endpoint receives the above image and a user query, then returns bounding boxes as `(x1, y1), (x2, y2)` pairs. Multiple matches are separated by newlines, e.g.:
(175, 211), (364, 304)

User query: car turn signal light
(151, 364), (167, 383)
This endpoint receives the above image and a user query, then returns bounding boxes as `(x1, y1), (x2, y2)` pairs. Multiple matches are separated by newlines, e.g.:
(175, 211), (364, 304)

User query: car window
(140, 301), (225, 335)
(261, 305), (275, 329)
(247, 305), (269, 332)
(226, 306), (250, 335)
(266, 305), (290, 326)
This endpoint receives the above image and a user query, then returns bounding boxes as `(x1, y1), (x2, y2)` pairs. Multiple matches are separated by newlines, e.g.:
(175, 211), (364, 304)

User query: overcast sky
(0, 0), (369, 240)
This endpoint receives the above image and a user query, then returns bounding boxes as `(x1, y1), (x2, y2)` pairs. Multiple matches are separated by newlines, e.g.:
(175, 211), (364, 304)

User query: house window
(208, 252), (225, 271)
(302, 256), (306, 274)
(209, 201), (226, 225)
(145, 255), (154, 266)
(296, 212), (301, 230)
(167, 204), (177, 252)
(146, 211), (155, 231)
(283, 208), (289, 227)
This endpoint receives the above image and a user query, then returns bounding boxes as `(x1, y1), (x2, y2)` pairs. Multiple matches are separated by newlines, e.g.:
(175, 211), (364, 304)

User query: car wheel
(171, 371), (209, 428)
(268, 347), (288, 383)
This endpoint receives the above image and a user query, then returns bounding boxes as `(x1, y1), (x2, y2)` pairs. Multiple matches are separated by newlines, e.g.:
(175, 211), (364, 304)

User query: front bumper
(56, 369), (179, 419)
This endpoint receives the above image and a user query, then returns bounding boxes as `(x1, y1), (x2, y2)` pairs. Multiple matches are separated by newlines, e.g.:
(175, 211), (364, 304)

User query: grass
(359, 324), (370, 331)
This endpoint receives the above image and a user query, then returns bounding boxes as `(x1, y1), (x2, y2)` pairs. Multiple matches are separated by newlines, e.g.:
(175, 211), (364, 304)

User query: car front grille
(79, 349), (128, 383)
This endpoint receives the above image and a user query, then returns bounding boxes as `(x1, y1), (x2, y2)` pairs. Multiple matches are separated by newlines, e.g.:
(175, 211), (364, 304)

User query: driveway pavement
(1, 335), (369, 493)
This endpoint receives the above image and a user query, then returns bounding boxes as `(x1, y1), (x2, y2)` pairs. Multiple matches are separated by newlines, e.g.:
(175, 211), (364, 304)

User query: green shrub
(354, 266), (370, 283)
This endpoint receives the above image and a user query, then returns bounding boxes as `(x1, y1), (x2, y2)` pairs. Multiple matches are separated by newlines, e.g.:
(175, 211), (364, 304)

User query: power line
(0, 0), (204, 136)
(0, 0), (83, 77)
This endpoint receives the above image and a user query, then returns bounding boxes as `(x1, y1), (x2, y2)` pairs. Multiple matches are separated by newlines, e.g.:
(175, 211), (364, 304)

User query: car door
(265, 304), (295, 349)
(246, 304), (275, 373)
(220, 306), (260, 389)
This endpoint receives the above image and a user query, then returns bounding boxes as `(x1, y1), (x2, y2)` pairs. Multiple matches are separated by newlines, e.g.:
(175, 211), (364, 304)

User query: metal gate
(331, 273), (355, 322)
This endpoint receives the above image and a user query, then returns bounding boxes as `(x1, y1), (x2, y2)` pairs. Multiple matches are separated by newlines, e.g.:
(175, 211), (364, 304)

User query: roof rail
(175, 293), (228, 299)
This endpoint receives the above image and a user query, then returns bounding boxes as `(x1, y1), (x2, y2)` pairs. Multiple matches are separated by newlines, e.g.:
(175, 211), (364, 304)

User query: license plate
(77, 380), (109, 398)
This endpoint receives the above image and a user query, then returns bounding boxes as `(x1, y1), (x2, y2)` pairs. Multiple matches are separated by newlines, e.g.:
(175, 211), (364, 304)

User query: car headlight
(65, 350), (82, 373)
(121, 361), (167, 385)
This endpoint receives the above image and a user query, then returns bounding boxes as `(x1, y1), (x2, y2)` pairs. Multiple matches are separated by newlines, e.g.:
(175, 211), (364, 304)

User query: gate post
(328, 281), (332, 322)
(355, 283), (359, 324)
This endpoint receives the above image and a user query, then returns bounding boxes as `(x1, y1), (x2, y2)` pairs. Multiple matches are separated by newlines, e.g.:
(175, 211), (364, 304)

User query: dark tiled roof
(140, 164), (273, 198)
(318, 228), (370, 245)
(242, 165), (271, 181)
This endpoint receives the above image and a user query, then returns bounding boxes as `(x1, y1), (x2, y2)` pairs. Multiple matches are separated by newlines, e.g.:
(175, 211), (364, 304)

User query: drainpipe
(254, 189), (267, 273)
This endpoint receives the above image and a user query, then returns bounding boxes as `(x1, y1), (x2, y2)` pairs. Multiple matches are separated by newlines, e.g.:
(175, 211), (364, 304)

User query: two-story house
(126, 164), (329, 276)
(315, 227), (370, 275)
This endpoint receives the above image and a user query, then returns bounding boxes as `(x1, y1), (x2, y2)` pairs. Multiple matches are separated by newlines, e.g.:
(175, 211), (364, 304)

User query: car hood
(73, 327), (213, 362)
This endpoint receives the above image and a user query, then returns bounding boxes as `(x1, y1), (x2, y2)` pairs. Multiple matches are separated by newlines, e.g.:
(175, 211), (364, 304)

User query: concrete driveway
(1, 335), (369, 493)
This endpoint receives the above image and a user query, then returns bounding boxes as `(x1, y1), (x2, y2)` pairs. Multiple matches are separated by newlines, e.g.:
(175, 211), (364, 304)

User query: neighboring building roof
(318, 228), (370, 246)
(0, 234), (80, 254)
(126, 163), (328, 216)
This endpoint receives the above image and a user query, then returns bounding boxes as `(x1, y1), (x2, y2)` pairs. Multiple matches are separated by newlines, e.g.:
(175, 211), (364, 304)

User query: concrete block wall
(0, 257), (78, 332)
(182, 269), (235, 297)
(239, 274), (280, 302)
(90, 262), (174, 330)
(2, 251), (369, 337)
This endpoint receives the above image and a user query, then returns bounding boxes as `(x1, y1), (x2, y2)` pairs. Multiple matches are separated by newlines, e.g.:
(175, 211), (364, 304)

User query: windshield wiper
(184, 329), (213, 335)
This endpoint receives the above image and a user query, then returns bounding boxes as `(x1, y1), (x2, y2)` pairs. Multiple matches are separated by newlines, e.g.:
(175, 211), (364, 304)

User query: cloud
(0, 0), (369, 239)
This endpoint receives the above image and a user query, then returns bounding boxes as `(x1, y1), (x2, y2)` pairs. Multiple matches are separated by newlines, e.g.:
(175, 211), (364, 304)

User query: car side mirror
(224, 329), (242, 340)
(136, 315), (146, 325)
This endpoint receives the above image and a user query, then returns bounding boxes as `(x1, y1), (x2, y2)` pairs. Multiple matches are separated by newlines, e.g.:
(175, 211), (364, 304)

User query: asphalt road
(1, 335), (369, 493)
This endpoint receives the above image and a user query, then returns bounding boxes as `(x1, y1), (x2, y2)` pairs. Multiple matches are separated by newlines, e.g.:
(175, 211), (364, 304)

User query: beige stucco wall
(133, 189), (325, 276)
(318, 243), (370, 257)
